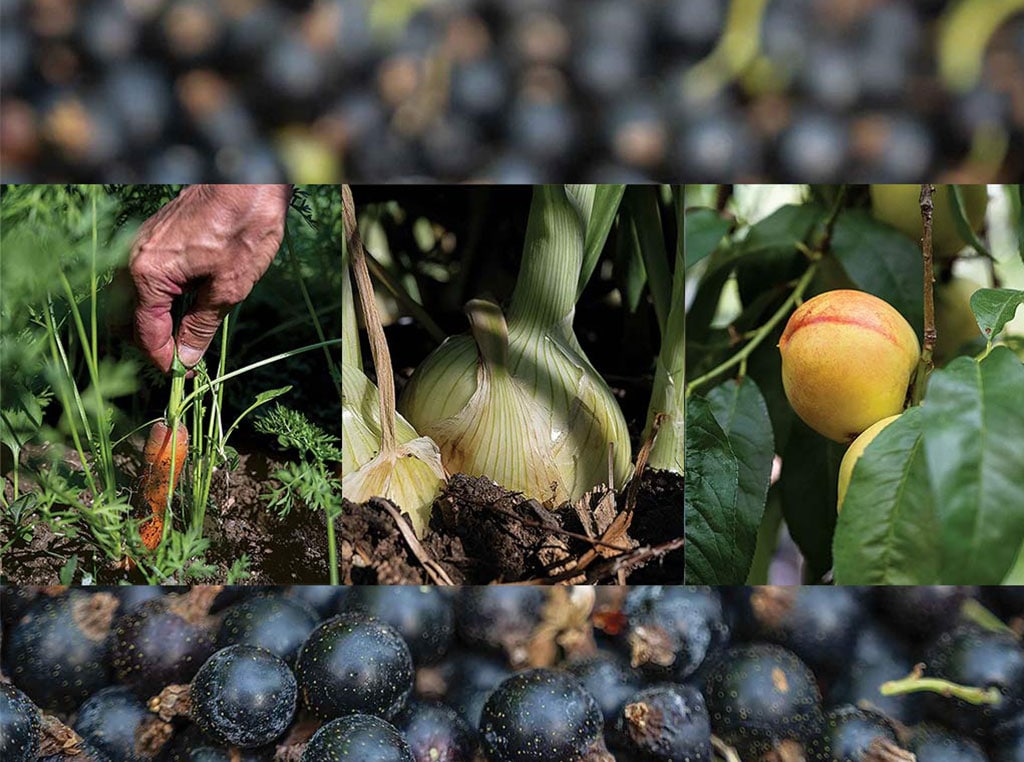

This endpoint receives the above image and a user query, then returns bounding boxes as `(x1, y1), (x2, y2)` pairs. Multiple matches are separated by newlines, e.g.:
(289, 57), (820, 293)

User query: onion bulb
(341, 364), (445, 536)
(340, 187), (444, 535)
(399, 185), (631, 505)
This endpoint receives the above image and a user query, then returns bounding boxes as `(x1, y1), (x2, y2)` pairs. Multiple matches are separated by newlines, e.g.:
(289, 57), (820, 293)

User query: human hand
(129, 184), (291, 372)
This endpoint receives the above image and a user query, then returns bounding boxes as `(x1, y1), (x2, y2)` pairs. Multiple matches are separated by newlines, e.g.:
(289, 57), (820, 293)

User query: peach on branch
(778, 289), (919, 443)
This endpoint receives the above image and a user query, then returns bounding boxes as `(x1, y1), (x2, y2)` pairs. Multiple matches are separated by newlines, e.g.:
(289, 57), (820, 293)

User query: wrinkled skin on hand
(130, 184), (291, 372)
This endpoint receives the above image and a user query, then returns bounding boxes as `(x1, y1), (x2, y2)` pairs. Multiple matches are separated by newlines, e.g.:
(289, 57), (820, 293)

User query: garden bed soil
(339, 469), (684, 585)
(1, 442), (330, 585)
(3, 438), (682, 586)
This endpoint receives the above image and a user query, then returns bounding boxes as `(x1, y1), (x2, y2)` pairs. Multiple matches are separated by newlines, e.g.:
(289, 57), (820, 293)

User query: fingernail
(178, 344), (204, 368)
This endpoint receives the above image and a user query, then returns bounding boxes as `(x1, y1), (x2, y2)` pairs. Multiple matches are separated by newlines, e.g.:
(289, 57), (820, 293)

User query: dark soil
(0, 441), (331, 585)
(339, 470), (684, 585)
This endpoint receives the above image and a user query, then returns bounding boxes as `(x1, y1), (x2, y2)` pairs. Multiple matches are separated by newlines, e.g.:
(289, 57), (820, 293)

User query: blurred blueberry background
(1, 0), (1022, 182)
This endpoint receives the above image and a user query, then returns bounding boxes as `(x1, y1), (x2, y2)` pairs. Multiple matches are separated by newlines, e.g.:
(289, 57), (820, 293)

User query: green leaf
(735, 204), (825, 306)
(623, 187), (671, 331)
(970, 288), (1024, 341)
(706, 376), (774, 583)
(684, 396), (741, 584)
(578, 184), (625, 297)
(59, 556), (78, 585)
(684, 208), (731, 269)
(831, 208), (925, 335)
(780, 420), (846, 581)
(743, 323), (797, 452)
(255, 386), (294, 405)
(922, 347), (1024, 582)
(614, 215), (648, 315)
(0, 387), (49, 455)
(833, 407), (940, 584)
(950, 185), (991, 258)
(736, 203), (824, 259)
(1002, 536), (1024, 584)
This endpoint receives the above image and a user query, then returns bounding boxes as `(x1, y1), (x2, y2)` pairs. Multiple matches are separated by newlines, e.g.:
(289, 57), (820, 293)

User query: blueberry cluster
(0, 0), (687, 183)
(2, 585), (1024, 761)
(675, 0), (1024, 182)
(3, 0), (1020, 182)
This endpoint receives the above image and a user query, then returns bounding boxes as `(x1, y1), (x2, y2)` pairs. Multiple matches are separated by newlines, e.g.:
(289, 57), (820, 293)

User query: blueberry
(874, 586), (975, 642)
(993, 723), (1024, 762)
(924, 625), (1024, 738)
(295, 613), (413, 721)
(74, 686), (170, 762)
(479, 669), (605, 762)
(8, 591), (115, 711)
(285, 586), (347, 617)
(611, 684), (711, 762)
(909, 724), (990, 762)
(811, 705), (905, 762)
(827, 620), (924, 725)
(217, 595), (319, 666)
(566, 652), (642, 732)
(775, 112), (849, 182)
(393, 699), (477, 762)
(455, 588), (545, 663)
(737, 586), (864, 679)
(191, 645), (297, 749)
(442, 650), (512, 729)
(703, 643), (825, 760)
(300, 715), (414, 762)
(0, 683), (40, 762)
(112, 596), (215, 699)
(622, 586), (729, 682)
(343, 587), (454, 666)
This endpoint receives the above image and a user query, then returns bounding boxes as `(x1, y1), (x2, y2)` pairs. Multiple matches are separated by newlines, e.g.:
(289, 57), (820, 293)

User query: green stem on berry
(880, 666), (1002, 705)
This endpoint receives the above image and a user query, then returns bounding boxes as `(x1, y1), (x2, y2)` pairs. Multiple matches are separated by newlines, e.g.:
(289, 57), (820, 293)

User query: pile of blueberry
(1, 585), (1023, 761)
(5, 0), (1017, 182)
(0, 0), (688, 182)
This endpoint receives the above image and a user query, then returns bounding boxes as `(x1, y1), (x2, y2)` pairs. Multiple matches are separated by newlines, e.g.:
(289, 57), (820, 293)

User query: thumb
(175, 285), (229, 368)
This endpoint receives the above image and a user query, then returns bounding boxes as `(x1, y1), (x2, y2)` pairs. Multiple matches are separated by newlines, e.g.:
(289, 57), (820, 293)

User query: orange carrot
(139, 516), (165, 551)
(137, 421), (188, 549)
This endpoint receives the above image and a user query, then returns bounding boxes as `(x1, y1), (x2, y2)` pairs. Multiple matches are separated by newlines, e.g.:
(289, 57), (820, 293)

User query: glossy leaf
(921, 347), (1024, 582)
(707, 376), (774, 582)
(833, 407), (940, 584)
(970, 287), (1024, 341)
(831, 208), (925, 335)
(950, 185), (991, 258)
(684, 207), (732, 269)
(684, 395), (740, 584)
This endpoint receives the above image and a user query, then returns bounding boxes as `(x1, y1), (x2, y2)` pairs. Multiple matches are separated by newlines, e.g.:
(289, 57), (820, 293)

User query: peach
(870, 184), (987, 258)
(837, 414), (901, 512)
(778, 289), (919, 443)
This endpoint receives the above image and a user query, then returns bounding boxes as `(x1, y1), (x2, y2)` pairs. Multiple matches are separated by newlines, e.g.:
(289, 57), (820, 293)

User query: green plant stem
(508, 185), (592, 333)
(686, 263), (820, 398)
(42, 300), (100, 501)
(325, 505), (338, 585)
(684, 186), (846, 400)
(179, 339), (343, 411)
(880, 671), (1002, 705)
(284, 225), (343, 404)
(645, 188), (685, 473)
